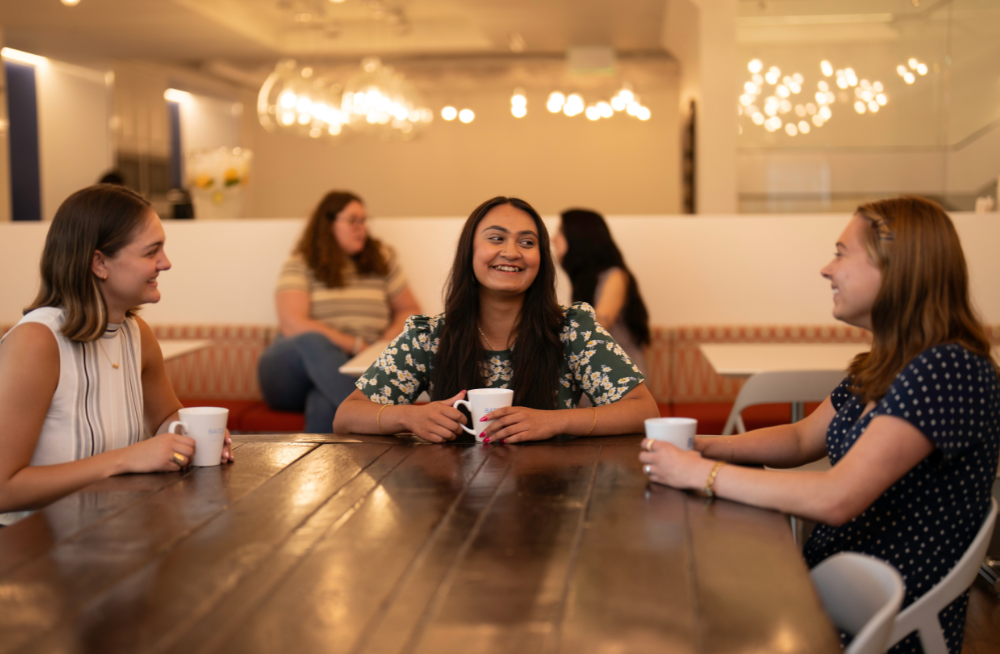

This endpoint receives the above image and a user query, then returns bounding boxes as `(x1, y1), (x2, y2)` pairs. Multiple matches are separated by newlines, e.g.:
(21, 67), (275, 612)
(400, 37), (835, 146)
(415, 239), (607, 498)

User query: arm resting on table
(696, 396), (836, 468)
(644, 412), (933, 526)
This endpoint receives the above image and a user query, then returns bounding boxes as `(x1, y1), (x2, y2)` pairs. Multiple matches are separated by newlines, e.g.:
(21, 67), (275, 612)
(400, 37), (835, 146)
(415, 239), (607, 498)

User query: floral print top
(356, 302), (645, 408)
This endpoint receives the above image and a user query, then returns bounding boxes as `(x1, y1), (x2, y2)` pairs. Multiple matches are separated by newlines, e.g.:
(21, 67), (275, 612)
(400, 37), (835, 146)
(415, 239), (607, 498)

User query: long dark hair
(559, 209), (650, 347)
(27, 184), (151, 342)
(431, 197), (564, 410)
(295, 191), (388, 287)
(847, 197), (998, 403)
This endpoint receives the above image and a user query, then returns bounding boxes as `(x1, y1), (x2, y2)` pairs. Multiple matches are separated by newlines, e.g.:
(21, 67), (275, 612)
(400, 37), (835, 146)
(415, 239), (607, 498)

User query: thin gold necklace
(97, 330), (121, 369)
(477, 326), (496, 350)
(478, 326), (514, 351)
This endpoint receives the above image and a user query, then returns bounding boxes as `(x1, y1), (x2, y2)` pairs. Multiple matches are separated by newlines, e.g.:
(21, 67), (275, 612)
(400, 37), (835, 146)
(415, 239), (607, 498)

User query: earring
(101, 274), (108, 281)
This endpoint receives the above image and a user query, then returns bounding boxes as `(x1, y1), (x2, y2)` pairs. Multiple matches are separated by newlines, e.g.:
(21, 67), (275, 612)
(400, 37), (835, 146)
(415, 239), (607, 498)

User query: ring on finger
(643, 464), (652, 475)
(644, 439), (656, 452)
(172, 452), (187, 466)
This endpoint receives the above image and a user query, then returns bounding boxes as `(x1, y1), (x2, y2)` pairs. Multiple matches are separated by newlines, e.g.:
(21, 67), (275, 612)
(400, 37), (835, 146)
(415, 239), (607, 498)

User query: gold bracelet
(376, 404), (390, 435)
(703, 460), (726, 497)
(583, 407), (597, 436)
(721, 436), (736, 462)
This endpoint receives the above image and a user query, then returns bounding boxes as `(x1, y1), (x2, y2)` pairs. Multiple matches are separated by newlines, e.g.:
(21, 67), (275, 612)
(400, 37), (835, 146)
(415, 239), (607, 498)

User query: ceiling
(0, 0), (669, 66)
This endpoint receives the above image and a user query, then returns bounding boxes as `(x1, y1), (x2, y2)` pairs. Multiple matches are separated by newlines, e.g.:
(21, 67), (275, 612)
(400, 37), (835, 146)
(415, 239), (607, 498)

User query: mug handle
(167, 421), (187, 435)
(452, 400), (478, 436)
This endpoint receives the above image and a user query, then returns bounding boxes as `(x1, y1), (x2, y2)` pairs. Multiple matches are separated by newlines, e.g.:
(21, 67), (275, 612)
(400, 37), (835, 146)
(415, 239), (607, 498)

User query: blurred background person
(554, 208), (650, 375)
(258, 191), (420, 433)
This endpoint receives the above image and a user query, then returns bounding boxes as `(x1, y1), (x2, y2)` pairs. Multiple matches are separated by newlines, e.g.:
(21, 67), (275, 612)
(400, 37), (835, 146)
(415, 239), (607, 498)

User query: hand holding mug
(167, 407), (230, 467)
(406, 391), (468, 443)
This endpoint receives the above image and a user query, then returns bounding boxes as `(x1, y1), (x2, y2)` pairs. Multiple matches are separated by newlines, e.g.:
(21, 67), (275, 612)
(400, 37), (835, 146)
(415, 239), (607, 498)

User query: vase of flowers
(185, 147), (253, 219)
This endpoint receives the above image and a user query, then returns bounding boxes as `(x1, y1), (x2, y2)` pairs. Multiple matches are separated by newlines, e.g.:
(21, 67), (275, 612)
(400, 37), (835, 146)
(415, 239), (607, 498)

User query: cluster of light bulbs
(440, 106), (475, 124)
(544, 86), (651, 121)
(740, 60), (821, 136)
(259, 57), (433, 142)
(896, 58), (929, 84)
(741, 57), (904, 136)
(818, 60), (890, 116)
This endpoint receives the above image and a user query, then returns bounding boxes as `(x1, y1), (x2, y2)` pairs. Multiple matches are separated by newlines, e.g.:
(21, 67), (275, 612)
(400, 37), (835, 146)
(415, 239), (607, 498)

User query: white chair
(977, 465), (1000, 596)
(811, 552), (905, 654)
(722, 370), (846, 436)
(886, 497), (999, 654)
(721, 370), (844, 545)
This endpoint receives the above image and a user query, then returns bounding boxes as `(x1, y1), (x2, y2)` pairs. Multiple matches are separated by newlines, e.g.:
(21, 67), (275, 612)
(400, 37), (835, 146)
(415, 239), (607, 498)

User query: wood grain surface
(0, 434), (840, 654)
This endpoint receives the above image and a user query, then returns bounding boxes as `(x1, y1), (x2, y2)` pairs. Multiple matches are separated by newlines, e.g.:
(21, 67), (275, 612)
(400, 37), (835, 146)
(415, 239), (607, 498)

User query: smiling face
(332, 200), (368, 256)
(820, 213), (883, 331)
(94, 210), (171, 320)
(472, 204), (541, 299)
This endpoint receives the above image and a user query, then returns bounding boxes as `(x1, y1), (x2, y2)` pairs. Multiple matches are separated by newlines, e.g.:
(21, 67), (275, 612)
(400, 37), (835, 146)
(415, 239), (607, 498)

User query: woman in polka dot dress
(640, 197), (999, 653)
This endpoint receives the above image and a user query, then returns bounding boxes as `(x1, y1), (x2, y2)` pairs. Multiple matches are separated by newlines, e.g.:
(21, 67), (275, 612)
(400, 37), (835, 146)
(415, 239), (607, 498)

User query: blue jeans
(257, 332), (358, 433)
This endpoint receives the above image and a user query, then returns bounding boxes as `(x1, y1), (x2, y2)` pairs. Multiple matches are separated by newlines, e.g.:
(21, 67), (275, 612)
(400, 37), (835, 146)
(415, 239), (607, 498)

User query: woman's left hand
(221, 430), (235, 464)
(480, 407), (564, 444)
(638, 438), (713, 488)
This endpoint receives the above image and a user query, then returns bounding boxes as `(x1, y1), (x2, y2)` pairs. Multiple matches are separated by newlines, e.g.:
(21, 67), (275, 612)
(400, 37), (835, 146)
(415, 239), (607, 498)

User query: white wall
(178, 93), (242, 153)
(36, 61), (111, 221)
(3, 213), (998, 328)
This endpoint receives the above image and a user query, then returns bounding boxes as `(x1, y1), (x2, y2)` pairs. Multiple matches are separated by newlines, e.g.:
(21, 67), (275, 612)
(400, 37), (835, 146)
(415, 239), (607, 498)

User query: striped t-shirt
(0, 307), (144, 525)
(275, 245), (408, 344)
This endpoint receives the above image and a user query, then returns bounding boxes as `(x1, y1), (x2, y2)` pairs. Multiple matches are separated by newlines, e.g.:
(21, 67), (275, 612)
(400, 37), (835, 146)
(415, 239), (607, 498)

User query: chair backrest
(887, 497), (998, 654)
(811, 552), (905, 654)
(722, 370), (846, 435)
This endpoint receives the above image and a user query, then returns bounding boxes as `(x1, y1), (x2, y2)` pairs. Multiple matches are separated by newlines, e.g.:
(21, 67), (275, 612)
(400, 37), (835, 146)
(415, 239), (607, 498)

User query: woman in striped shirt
(258, 191), (421, 432)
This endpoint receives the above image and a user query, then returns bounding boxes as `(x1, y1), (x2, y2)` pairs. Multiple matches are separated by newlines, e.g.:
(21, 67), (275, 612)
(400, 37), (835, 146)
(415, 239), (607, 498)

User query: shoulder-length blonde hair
(26, 184), (152, 342)
(295, 191), (388, 288)
(848, 196), (998, 403)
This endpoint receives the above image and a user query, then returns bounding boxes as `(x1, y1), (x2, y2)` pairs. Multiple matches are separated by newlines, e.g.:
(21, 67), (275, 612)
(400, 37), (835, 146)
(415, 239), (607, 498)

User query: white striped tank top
(0, 307), (144, 525)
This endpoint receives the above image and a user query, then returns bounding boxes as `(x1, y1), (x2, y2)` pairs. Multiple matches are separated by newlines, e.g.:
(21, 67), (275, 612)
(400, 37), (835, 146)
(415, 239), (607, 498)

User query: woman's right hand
(405, 391), (468, 443)
(121, 432), (197, 473)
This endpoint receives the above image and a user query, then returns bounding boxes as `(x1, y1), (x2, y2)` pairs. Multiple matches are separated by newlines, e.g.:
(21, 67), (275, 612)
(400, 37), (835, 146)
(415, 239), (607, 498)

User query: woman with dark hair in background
(335, 196), (658, 443)
(641, 197), (999, 654)
(554, 209), (650, 375)
(0, 185), (232, 526)
(258, 191), (421, 432)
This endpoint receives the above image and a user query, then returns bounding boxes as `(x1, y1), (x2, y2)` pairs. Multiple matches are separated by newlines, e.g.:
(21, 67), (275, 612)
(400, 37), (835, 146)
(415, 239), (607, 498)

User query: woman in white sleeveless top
(0, 185), (233, 525)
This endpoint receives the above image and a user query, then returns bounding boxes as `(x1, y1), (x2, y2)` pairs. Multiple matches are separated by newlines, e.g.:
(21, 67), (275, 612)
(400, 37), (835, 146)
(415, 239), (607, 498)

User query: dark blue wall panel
(4, 61), (41, 221)
(168, 101), (182, 189)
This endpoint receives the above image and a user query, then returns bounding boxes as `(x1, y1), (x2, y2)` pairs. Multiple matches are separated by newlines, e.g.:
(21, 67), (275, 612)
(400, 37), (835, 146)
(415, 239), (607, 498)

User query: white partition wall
(2, 214), (998, 327)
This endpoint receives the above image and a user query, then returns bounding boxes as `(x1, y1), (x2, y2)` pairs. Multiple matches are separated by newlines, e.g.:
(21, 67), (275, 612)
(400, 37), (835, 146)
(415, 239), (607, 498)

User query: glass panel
(736, 0), (1000, 213)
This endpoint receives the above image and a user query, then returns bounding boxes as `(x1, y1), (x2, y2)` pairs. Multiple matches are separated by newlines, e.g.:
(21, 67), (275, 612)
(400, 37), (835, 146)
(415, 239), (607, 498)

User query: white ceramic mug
(644, 417), (697, 451)
(454, 388), (514, 442)
(168, 407), (229, 466)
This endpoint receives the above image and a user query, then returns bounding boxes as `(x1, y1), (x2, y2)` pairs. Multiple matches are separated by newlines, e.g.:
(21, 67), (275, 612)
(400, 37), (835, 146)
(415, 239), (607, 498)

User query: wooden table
(159, 339), (213, 361)
(339, 339), (391, 376)
(0, 434), (840, 654)
(698, 343), (867, 378)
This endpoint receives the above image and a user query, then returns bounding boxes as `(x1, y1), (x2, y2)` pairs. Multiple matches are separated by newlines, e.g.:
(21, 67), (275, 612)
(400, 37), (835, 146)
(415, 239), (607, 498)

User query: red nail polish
(483, 436), (491, 443)
(479, 416), (488, 422)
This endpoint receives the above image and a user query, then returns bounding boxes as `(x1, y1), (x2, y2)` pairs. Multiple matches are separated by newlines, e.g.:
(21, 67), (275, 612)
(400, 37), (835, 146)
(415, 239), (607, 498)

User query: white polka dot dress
(803, 344), (1000, 654)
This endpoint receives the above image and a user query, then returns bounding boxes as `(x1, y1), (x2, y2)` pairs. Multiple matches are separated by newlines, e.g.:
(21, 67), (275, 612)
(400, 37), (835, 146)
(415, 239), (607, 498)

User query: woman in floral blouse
(334, 196), (659, 443)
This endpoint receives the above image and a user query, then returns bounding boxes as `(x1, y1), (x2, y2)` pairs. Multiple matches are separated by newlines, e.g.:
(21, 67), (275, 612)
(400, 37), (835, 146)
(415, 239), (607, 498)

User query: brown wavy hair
(295, 191), (388, 287)
(847, 197), (998, 404)
(27, 184), (152, 342)
(430, 197), (564, 410)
